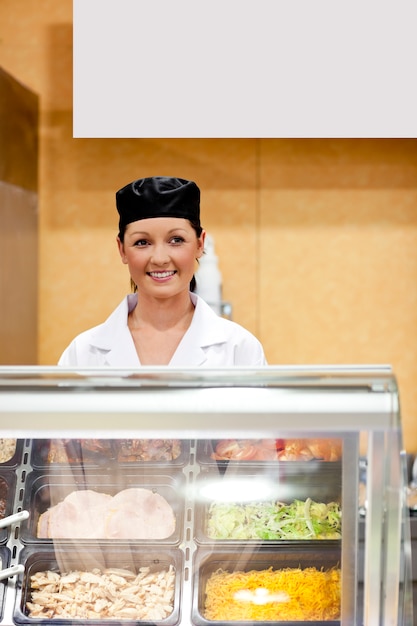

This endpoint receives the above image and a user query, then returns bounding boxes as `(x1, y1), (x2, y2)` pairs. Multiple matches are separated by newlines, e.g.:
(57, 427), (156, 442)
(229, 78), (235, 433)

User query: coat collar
(170, 292), (228, 365)
(88, 293), (228, 366)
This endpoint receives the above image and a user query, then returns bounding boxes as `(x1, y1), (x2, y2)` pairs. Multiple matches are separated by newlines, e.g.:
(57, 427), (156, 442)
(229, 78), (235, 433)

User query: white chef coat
(58, 292), (267, 367)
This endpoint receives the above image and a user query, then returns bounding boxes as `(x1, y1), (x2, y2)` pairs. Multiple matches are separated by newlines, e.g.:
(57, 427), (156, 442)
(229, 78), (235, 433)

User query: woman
(58, 176), (267, 366)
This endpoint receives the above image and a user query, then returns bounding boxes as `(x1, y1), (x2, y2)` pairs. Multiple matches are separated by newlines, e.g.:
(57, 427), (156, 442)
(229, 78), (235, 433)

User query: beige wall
(2, 1), (417, 450)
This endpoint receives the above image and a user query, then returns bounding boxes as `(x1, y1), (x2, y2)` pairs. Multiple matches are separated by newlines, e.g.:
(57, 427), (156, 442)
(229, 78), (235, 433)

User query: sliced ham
(105, 488), (175, 539)
(36, 487), (175, 540)
(38, 490), (112, 539)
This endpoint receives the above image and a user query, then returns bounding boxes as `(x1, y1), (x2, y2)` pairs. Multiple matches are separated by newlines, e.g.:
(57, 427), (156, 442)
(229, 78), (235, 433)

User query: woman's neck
(128, 291), (194, 332)
(127, 291), (196, 365)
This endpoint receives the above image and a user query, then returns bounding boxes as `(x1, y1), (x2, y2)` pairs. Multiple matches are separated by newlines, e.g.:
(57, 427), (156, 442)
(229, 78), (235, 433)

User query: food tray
(31, 438), (190, 470)
(0, 547), (10, 622)
(192, 547), (341, 626)
(14, 545), (183, 625)
(196, 438), (343, 473)
(193, 471), (342, 546)
(0, 471), (17, 545)
(20, 471), (185, 546)
(0, 439), (24, 469)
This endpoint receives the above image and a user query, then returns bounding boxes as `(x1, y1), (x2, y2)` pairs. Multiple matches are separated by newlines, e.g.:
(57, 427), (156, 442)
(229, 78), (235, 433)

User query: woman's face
(117, 217), (205, 298)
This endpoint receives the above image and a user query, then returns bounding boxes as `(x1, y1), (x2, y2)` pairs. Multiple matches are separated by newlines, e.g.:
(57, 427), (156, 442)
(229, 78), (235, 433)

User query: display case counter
(0, 365), (412, 625)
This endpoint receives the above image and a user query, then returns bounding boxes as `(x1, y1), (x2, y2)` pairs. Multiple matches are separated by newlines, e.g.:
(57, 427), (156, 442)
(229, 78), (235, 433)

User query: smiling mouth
(148, 271), (176, 278)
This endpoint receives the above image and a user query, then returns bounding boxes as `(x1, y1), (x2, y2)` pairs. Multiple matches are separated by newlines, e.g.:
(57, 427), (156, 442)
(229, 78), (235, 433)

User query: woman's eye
(134, 239), (148, 247)
(170, 236), (185, 244)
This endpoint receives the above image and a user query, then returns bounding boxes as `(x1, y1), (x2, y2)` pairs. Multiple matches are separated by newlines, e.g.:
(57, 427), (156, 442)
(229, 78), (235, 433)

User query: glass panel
(0, 365), (412, 625)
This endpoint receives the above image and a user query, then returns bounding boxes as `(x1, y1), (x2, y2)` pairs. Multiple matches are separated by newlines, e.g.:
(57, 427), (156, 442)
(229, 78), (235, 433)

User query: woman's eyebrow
(129, 228), (188, 237)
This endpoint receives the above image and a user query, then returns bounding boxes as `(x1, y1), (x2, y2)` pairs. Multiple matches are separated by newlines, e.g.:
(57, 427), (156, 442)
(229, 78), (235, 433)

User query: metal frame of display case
(0, 365), (413, 626)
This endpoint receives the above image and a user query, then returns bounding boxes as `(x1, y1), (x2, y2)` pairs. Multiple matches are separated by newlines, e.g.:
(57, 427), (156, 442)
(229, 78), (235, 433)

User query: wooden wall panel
(0, 67), (38, 364)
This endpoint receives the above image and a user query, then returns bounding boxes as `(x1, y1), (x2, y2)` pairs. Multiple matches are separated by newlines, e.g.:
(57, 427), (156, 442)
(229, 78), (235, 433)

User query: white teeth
(149, 271), (174, 278)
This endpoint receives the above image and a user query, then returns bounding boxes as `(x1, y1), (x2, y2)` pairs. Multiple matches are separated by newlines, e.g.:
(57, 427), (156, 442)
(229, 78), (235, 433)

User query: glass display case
(0, 365), (413, 625)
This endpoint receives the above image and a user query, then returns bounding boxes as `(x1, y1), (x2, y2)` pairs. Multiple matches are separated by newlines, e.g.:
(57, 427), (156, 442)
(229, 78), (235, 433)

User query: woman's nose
(151, 243), (169, 264)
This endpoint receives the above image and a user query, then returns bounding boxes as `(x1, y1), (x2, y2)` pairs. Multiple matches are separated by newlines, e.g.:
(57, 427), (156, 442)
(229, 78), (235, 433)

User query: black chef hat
(116, 176), (201, 235)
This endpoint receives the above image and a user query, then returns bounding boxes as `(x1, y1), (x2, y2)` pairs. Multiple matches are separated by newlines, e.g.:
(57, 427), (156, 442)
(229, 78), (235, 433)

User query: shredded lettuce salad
(206, 498), (341, 540)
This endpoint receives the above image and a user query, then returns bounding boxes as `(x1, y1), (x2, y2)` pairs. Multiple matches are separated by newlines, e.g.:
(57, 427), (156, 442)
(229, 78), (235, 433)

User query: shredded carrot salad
(203, 566), (341, 621)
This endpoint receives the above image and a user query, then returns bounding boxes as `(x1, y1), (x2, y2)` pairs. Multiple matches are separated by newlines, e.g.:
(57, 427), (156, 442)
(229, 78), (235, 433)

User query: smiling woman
(58, 176), (267, 367)
(119, 218), (203, 300)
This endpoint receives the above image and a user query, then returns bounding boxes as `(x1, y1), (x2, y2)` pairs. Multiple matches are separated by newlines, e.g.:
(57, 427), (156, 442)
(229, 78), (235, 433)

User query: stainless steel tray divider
(2, 439), (32, 624)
